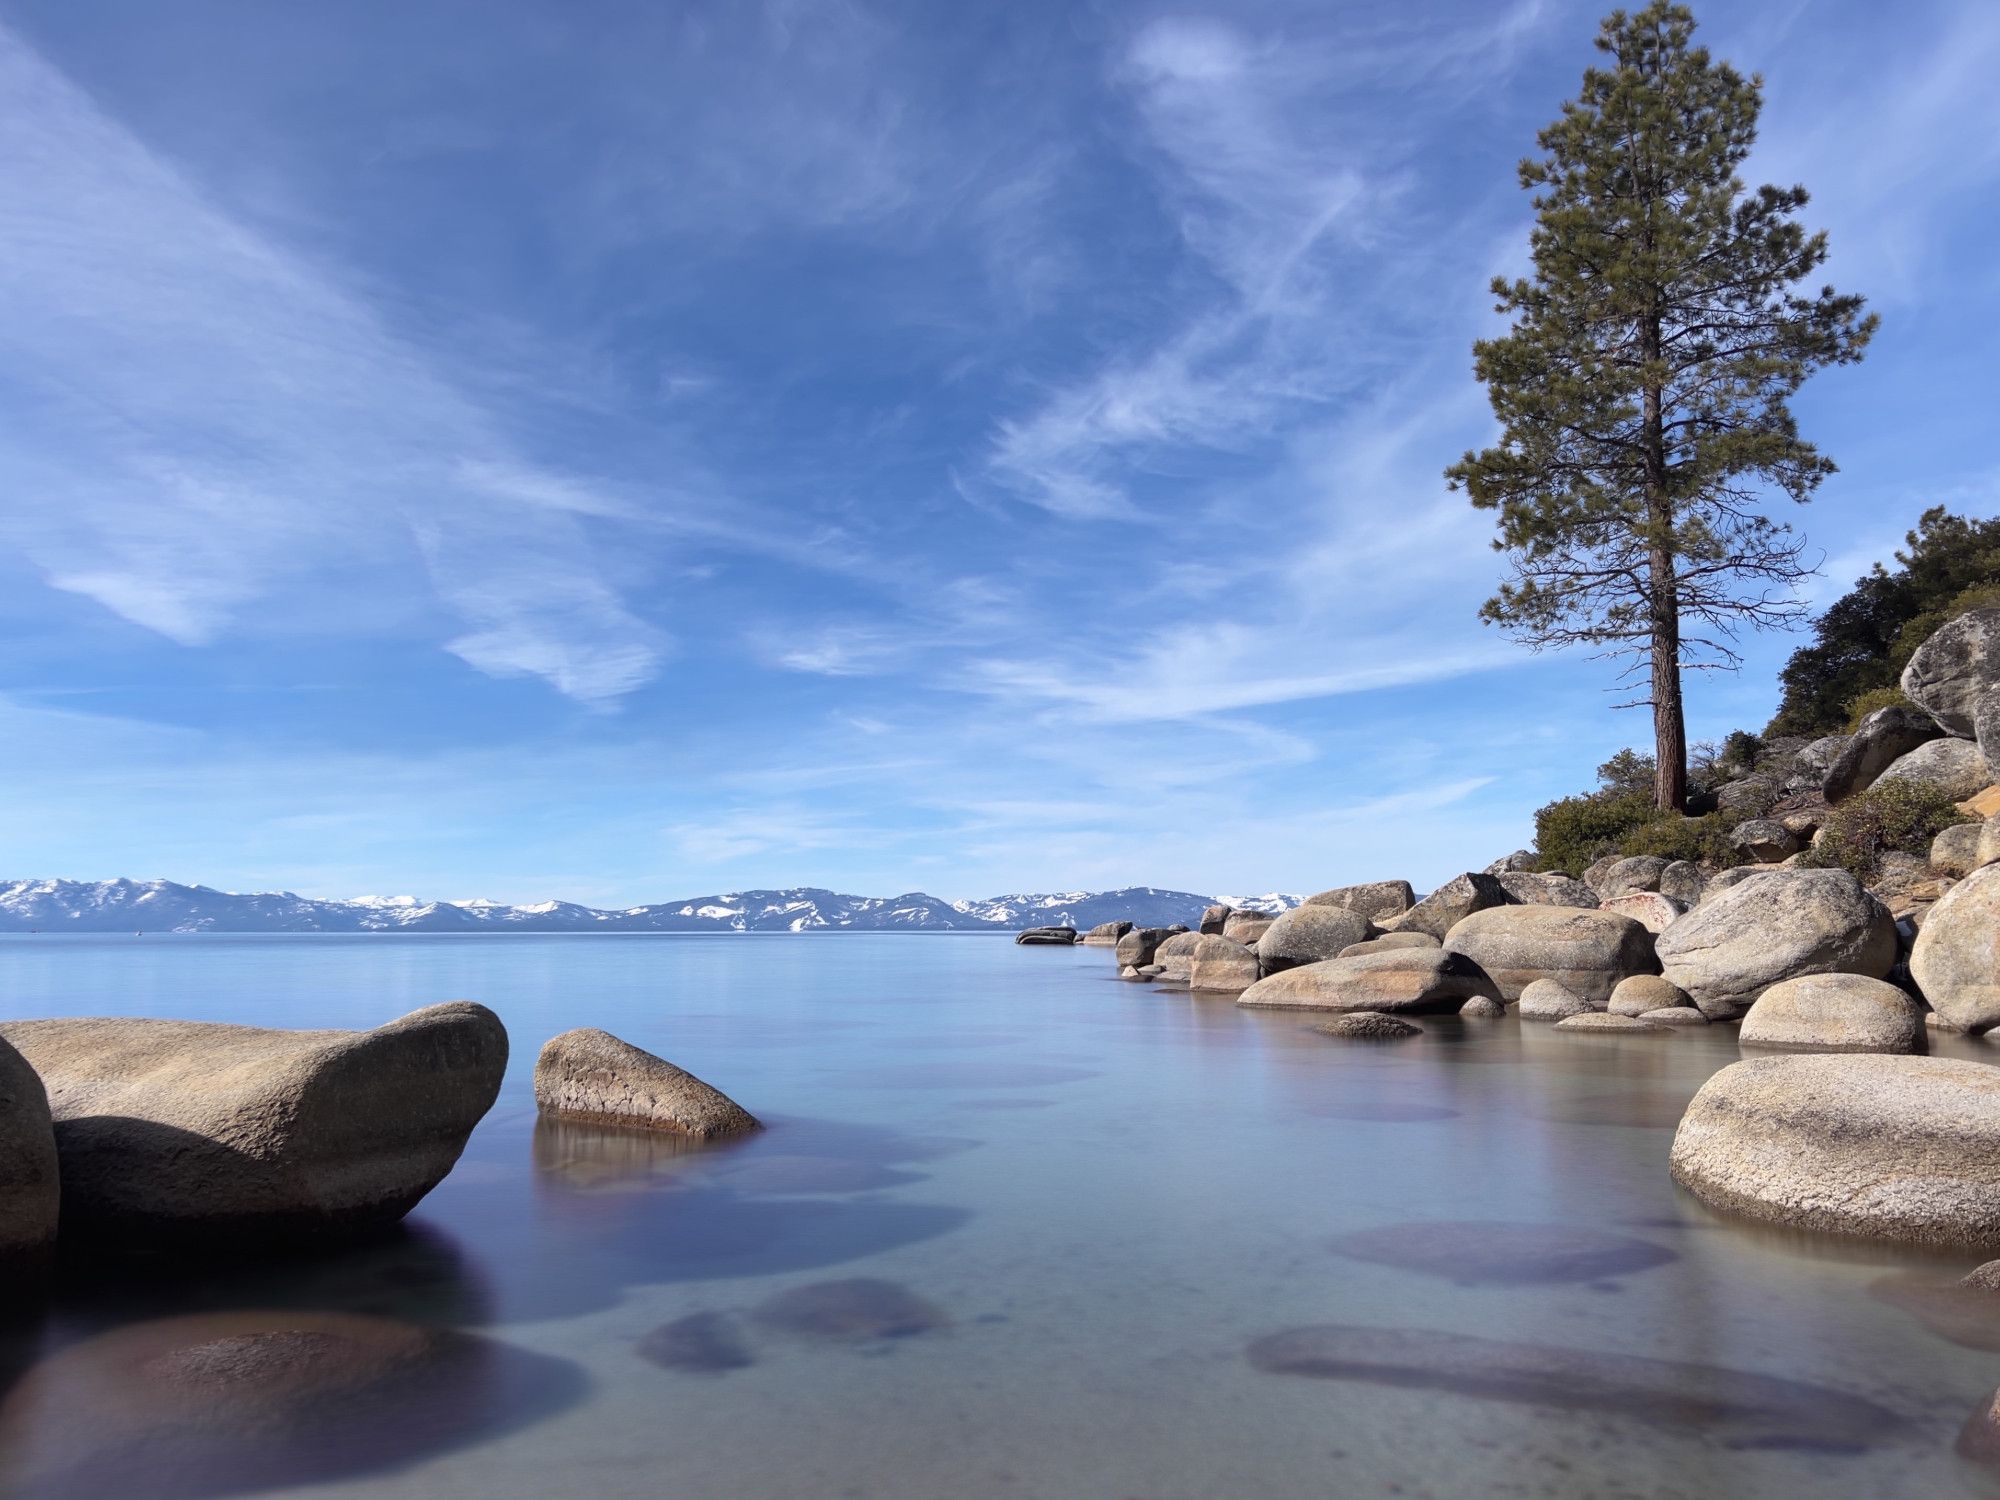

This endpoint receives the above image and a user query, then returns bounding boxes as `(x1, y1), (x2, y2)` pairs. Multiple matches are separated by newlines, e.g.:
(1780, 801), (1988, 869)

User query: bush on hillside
(1619, 811), (1738, 866)
(1533, 787), (1656, 876)
(1799, 778), (1974, 882)
(1843, 686), (1913, 731)
(1769, 507), (2000, 736)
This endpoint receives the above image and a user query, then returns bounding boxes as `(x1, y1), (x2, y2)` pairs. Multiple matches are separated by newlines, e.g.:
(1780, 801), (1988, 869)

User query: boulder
(1152, 931), (1205, 983)
(1700, 866), (1766, 900)
(1315, 1013), (1423, 1041)
(1440, 905), (1658, 1003)
(1657, 860), (1706, 906)
(1384, 872), (1513, 940)
(535, 1028), (758, 1139)
(1902, 607), (2000, 736)
(1497, 871), (1599, 908)
(1977, 687), (2000, 782)
(1581, 855), (1620, 893)
(1303, 880), (1415, 923)
(1786, 734), (1852, 796)
(1555, 1013), (1665, 1034)
(1592, 856), (1669, 900)
(1517, 978), (1594, 1020)
(1600, 892), (1684, 934)
(1933, 822), (1987, 879)
(1670, 1054), (2000, 1246)
(0, 1036), (58, 1269)
(0, 1003), (506, 1252)
(1459, 995), (1507, 1018)
(1255, 906), (1375, 974)
(1198, 904), (1232, 936)
(1118, 965), (1141, 980)
(1081, 921), (1132, 946)
(1014, 926), (1078, 945)
(1979, 818), (2000, 871)
(1483, 851), (1538, 874)
(1967, 783), (2000, 819)
(1654, 869), (1897, 1020)
(1714, 776), (1779, 820)
(1336, 932), (1439, 959)
(1640, 1007), (1709, 1026)
(1188, 935), (1260, 992)
(1824, 705), (1947, 802)
(1730, 818), (1801, 863)
(1608, 974), (1688, 1017)
(1114, 926), (1174, 967)
(1877, 737), (1992, 802)
(1911, 862), (2000, 1031)
(1237, 950), (1500, 1014)
(1738, 974), (1924, 1053)
(1221, 910), (1276, 945)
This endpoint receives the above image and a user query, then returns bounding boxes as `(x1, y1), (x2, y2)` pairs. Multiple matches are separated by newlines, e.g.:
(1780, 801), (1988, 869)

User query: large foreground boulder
(1303, 880), (1414, 923)
(1823, 705), (1946, 803)
(1188, 935), (1260, 992)
(1256, 906), (1374, 974)
(1654, 869), (1896, 1020)
(1876, 737), (1992, 802)
(1237, 950), (1500, 1014)
(1441, 905), (1657, 1003)
(1671, 1055), (2000, 1246)
(535, 1028), (758, 1139)
(1385, 873), (1513, 940)
(0, 1003), (506, 1252)
(1911, 862), (2000, 1031)
(1902, 607), (2000, 737)
(0, 1036), (57, 1268)
(1738, 974), (1925, 1053)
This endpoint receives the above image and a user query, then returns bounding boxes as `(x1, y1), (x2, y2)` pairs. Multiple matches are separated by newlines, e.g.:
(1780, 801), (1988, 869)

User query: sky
(2, 0), (1997, 906)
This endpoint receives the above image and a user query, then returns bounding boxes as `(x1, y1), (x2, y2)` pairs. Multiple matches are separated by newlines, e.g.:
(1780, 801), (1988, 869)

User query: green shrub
(1533, 788), (1654, 876)
(1799, 779), (1975, 881)
(1843, 686), (1912, 731)
(1618, 812), (1737, 866)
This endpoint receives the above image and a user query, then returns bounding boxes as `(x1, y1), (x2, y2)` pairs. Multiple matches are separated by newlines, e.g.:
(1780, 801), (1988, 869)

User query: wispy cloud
(0, 25), (668, 703)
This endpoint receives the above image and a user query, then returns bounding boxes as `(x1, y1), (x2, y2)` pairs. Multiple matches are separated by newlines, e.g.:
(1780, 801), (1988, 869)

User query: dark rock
(1198, 904), (1232, 936)
(638, 1312), (755, 1373)
(1314, 1013), (1422, 1041)
(0, 1036), (57, 1271)
(1014, 926), (1078, 945)
(1824, 705), (1947, 803)
(1113, 926), (1174, 968)
(750, 1278), (948, 1341)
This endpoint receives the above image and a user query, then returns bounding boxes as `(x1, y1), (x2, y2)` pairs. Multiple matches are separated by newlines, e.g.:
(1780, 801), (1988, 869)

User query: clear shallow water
(2, 933), (1999, 1498)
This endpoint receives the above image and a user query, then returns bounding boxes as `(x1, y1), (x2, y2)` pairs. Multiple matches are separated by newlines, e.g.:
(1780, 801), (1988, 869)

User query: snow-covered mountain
(0, 879), (1298, 935)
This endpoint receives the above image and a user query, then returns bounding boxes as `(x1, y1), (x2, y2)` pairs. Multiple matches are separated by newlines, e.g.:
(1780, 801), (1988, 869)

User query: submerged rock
(0, 1003), (506, 1253)
(1329, 1221), (1676, 1284)
(750, 1278), (947, 1341)
(1314, 1013), (1422, 1041)
(1245, 1324), (1894, 1451)
(1737, 973), (1924, 1053)
(637, 1312), (755, 1374)
(1554, 1013), (1666, 1034)
(1670, 1054), (2000, 1246)
(535, 1028), (758, 1140)
(0, 1036), (57, 1270)
(1237, 950), (1500, 1014)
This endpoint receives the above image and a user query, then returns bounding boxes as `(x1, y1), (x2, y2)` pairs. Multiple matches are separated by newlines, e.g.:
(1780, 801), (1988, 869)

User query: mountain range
(0, 879), (1299, 935)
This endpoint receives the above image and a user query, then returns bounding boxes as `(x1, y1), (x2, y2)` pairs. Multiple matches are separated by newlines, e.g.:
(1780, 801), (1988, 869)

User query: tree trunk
(1649, 572), (1688, 812)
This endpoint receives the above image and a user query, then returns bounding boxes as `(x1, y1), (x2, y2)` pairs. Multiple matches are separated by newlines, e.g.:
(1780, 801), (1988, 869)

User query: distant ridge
(0, 879), (1300, 935)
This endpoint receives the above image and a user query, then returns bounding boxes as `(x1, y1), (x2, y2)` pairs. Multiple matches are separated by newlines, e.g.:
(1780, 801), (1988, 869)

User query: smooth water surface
(3, 933), (1999, 1499)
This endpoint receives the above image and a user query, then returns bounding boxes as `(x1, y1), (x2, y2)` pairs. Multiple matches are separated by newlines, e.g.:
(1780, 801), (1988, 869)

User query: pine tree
(1447, 2), (1875, 812)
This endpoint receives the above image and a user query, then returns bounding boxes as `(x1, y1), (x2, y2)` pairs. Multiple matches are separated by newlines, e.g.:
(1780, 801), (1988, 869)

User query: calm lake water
(3, 932), (2000, 1499)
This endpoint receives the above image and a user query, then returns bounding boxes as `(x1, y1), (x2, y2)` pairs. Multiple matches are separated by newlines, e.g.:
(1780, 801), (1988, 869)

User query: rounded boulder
(1738, 973), (1925, 1053)
(1237, 950), (1500, 1014)
(1256, 906), (1374, 974)
(1441, 904), (1657, 1003)
(1911, 862), (2000, 1031)
(1654, 869), (1896, 1020)
(535, 1028), (759, 1139)
(1670, 1054), (2000, 1246)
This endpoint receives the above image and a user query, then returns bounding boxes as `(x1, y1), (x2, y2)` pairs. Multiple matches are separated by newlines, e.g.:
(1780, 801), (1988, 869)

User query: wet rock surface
(638, 1311), (755, 1373)
(750, 1277), (948, 1341)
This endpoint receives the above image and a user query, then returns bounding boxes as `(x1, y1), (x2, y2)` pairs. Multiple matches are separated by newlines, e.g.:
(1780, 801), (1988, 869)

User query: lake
(1, 932), (1997, 1498)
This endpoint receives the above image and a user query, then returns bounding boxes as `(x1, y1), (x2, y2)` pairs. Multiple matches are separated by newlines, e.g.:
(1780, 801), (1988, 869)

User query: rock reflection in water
(751, 1278), (949, 1341)
(638, 1311), (755, 1374)
(1305, 1100), (1460, 1123)
(1330, 1221), (1677, 1284)
(1247, 1325), (1897, 1452)
(0, 1308), (585, 1499)
(532, 1115), (744, 1196)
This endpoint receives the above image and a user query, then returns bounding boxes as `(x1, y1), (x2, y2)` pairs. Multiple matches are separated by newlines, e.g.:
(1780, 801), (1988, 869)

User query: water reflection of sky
(1, 932), (1999, 1498)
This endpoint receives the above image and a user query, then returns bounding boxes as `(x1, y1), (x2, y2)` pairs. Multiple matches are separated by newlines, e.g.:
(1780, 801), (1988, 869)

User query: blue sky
(2, 0), (1996, 904)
